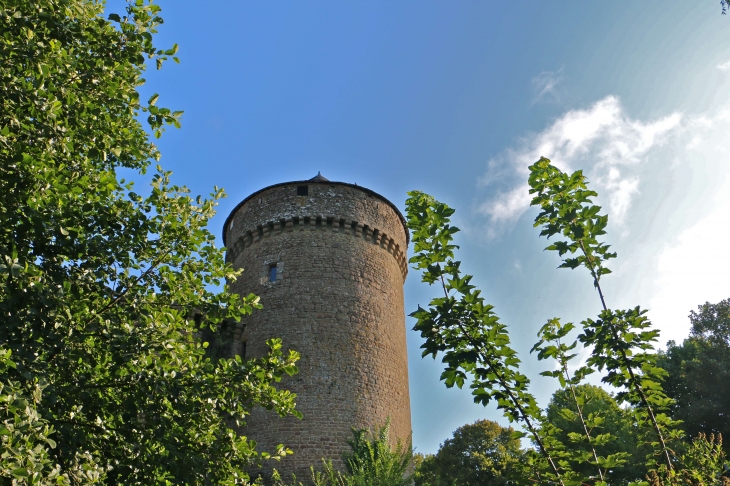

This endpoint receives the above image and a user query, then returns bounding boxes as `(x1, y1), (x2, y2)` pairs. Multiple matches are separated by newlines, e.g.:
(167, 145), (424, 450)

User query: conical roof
(308, 171), (329, 182)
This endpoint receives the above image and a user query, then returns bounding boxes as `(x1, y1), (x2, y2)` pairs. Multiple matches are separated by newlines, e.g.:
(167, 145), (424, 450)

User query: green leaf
(11, 468), (29, 478)
(0, 3), (300, 482)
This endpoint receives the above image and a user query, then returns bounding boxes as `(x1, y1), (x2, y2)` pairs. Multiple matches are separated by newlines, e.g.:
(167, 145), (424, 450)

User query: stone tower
(222, 173), (411, 479)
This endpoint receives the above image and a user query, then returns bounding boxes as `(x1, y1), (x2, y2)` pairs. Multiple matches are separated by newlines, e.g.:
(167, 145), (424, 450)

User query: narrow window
(297, 185), (309, 196)
(269, 264), (277, 282)
(240, 340), (247, 359)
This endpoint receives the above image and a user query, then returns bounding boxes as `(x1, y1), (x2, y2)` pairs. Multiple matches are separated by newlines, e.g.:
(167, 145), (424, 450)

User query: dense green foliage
(545, 385), (650, 485)
(414, 379), (729, 486)
(687, 299), (730, 344)
(647, 434), (730, 486)
(414, 420), (522, 486)
(342, 422), (413, 486)
(0, 1), (300, 483)
(532, 318), (631, 483)
(406, 157), (729, 485)
(529, 157), (681, 475)
(412, 396), (648, 486)
(278, 424), (413, 486)
(658, 299), (730, 454)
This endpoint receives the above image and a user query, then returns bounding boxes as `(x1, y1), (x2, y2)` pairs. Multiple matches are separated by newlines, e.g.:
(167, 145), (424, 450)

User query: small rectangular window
(269, 265), (277, 282)
(297, 185), (309, 196)
(240, 340), (247, 359)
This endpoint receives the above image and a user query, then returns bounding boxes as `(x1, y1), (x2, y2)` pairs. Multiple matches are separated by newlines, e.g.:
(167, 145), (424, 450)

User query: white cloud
(717, 59), (730, 71)
(532, 68), (564, 103)
(478, 96), (681, 229)
(478, 184), (531, 223)
(602, 168), (640, 226)
(648, 199), (730, 344)
(477, 92), (730, 349)
(639, 107), (730, 344)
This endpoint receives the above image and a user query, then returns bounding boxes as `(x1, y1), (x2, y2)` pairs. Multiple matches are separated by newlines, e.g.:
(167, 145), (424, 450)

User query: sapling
(406, 157), (699, 485)
(528, 157), (680, 473)
(407, 191), (565, 484)
(533, 318), (628, 484)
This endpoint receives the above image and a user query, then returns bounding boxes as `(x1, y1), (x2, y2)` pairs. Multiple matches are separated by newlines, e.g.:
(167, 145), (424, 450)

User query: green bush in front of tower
(273, 420), (414, 486)
(0, 1), (301, 483)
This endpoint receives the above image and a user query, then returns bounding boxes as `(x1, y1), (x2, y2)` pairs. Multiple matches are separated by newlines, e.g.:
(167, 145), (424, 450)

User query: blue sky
(125, 1), (730, 454)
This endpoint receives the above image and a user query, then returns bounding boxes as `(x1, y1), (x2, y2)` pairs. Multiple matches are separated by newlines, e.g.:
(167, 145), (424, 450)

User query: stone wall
(223, 181), (411, 480)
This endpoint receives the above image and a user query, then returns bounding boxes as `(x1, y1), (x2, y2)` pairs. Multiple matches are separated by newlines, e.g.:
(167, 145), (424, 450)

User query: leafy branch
(0, 1), (303, 482)
(406, 191), (565, 484)
(533, 318), (633, 484)
(528, 156), (678, 473)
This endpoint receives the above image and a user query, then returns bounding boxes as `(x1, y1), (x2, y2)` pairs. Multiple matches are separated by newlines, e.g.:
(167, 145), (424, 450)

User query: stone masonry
(222, 174), (412, 480)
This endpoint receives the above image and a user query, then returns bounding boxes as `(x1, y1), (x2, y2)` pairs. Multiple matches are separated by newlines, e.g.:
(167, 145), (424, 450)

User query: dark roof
(309, 171), (329, 182)
(222, 177), (409, 247)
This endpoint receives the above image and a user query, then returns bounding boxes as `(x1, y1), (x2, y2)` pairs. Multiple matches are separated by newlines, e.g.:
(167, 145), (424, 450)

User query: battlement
(226, 215), (408, 280)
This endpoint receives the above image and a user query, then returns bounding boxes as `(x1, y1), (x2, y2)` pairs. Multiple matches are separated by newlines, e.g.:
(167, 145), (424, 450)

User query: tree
(342, 421), (413, 486)
(545, 384), (650, 485)
(412, 420), (523, 486)
(413, 454), (440, 486)
(406, 158), (729, 485)
(688, 298), (730, 345)
(657, 299), (730, 454)
(0, 1), (300, 484)
(276, 423), (414, 486)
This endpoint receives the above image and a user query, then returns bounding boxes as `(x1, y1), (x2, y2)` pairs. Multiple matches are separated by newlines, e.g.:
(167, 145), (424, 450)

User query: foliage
(342, 421), (413, 486)
(648, 435), (730, 486)
(527, 159), (615, 289)
(275, 423), (413, 486)
(405, 157), (726, 485)
(528, 157), (681, 472)
(413, 420), (523, 486)
(529, 157), (680, 474)
(412, 454), (440, 486)
(1, 348), (101, 485)
(545, 385), (650, 485)
(533, 318), (629, 484)
(0, 0), (300, 484)
(406, 191), (560, 480)
(658, 299), (730, 454)
(687, 299), (730, 345)
(306, 461), (348, 486)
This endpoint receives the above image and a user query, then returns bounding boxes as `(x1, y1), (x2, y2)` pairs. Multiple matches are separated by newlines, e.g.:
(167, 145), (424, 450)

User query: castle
(222, 173), (412, 479)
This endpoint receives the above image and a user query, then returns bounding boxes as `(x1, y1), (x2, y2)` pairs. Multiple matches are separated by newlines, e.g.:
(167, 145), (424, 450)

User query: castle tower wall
(223, 179), (411, 479)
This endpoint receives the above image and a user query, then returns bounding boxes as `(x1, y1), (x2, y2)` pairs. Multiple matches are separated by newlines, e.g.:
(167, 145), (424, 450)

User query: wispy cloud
(477, 96), (681, 235)
(717, 59), (730, 71)
(475, 93), (730, 344)
(478, 184), (531, 224)
(531, 68), (564, 104)
(649, 199), (730, 343)
(642, 107), (730, 343)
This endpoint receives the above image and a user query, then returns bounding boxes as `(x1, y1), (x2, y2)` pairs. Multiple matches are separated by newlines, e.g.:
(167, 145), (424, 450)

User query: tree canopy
(0, 1), (299, 483)
(687, 298), (730, 345)
(414, 420), (522, 486)
(406, 158), (729, 485)
(658, 298), (730, 454)
(545, 384), (650, 485)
